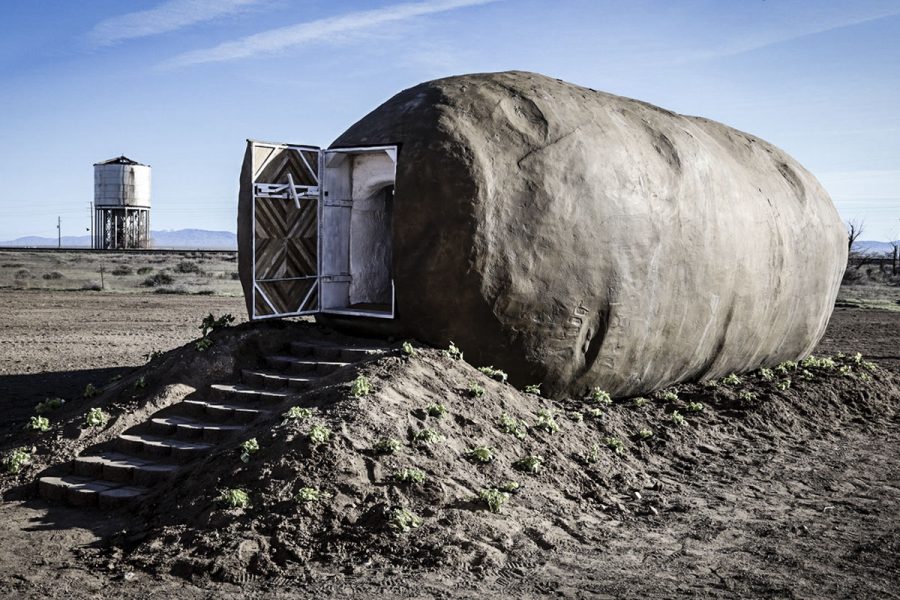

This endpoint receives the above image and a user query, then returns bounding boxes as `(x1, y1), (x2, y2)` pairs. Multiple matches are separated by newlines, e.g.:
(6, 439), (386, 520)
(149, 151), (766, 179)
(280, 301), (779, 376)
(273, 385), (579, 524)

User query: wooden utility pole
(57, 216), (61, 249)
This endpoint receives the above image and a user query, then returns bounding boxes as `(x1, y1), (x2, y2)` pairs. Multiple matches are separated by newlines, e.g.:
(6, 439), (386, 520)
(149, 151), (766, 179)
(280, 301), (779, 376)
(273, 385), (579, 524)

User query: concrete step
(38, 475), (148, 509)
(180, 399), (268, 423)
(72, 452), (178, 486)
(241, 369), (319, 391)
(208, 383), (289, 404)
(264, 355), (351, 375)
(289, 342), (388, 362)
(149, 416), (245, 442)
(117, 433), (213, 463)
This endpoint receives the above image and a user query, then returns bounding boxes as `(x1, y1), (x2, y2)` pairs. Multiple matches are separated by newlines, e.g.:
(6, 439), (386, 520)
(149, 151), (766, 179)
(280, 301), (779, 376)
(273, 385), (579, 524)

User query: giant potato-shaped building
(238, 71), (846, 398)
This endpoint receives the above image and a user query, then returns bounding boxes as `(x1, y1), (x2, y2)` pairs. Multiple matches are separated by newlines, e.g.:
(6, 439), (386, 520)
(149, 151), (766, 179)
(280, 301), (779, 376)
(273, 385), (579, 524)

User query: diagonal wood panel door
(251, 141), (321, 319)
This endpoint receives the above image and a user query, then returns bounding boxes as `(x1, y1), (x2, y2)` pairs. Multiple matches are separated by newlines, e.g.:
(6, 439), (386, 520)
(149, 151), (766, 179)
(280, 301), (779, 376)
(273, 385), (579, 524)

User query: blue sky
(0, 0), (898, 241)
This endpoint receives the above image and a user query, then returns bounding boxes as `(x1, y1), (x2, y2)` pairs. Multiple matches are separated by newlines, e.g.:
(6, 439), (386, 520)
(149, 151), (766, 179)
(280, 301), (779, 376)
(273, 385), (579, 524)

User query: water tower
(93, 156), (151, 249)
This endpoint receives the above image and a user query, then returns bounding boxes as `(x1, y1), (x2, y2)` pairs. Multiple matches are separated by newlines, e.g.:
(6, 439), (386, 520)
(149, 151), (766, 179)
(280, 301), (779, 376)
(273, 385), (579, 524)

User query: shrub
(390, 508), (423, 533)
(3, 448), (31, 474)
(478, 366), (508, 384)
(14, 269), (32, 279)
(194, 337), (213, 352)
(465, 446), (494, 463)
(194, 289), (216, 296)
(308, 424), (332, 445)
(42, 271), (64, 280)
(154, 286), (189, 295)
(283, 406), (313, 421)
(84, 407), (109, 428)
(590, 387), (612, 404)
(111, 265), (133, 276)
(239, 438), (259, 463)
(373, 438), (403, 454)
(426, 403), (447, 418)
(468, 381), (485, 398)
(199, 313), (234, 336)
(349, 375), (371, 398)
(81, 281), (103, 291)
(513, 454), (544, 473)
(142, 272), (174, 287)
(393, 467), (427, 484)
(175, 260), (201, 274)
(477, 488), (510, 513)
(498, 413), (527, 439)
(26, 416), (50, 432)
(444, 341), (463, 361)
(34, 398), (64, 414)
(229, 271), (240, 280)
(534, 408), (559, 433)
(136, 267), (154, 275)
(217, 488), (249, 509)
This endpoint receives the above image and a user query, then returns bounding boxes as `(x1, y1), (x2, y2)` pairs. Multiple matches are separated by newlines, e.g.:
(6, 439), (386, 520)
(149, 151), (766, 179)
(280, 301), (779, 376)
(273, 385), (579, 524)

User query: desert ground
(0, 250), (898, 599)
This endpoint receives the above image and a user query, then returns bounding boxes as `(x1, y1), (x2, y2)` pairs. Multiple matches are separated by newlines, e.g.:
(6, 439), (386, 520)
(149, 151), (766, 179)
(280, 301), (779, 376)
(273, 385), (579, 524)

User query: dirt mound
(95, 335), (898, 583)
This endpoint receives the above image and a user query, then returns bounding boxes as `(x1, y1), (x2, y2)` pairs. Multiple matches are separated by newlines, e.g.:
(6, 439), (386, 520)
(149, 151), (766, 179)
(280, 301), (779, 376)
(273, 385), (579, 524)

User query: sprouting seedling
(662, 390), (679, 402)
(468, 381), (485, 398)
(839, 365), (853, 377)
(400, 341), (416, 357)
(670, 410), (686, 426)
(686, 401), (704, 413)
(199, 312), (235, 337)
(390, 508), (423, 533)
(776, 379), (791, 391)
(295, 487), (331, 503)
(3, 448), (31, 474)
(34, 398), (65, 414)
(498, 413), (528, 439)
(194, 337), (213, 352)
(445, 341), (464, 361)
(239, 438), (259, 463)
(83, 383), (98, 399)
(373, 438), (403, 454)
(582, 443), (601, 464)
(465, 446), (494, 463)
(637, 428), (653, 439)
(393, 467), (427, 484)
(145, 349), (164, 362)
(513, 454), (544, 473)
(283, 406), (313, 421)
(133, 376), (146, 390)
(738, 390), (756, 402)
(703, 379), (719, 388)
(413, 428), (444, 445)
(308, 424), (332, 445)
(26, 416), (50, 432)
(775, 360), (797, 376)
(478, 366), (508, 384)
(722, 373), (742, 386)
(477, 488), (510, 513)
(426, 403), (448, 418)
(534, 408), (559, 433)
(604, 437), (625, 454)
(216, 488), (249, 509)
(84, 407), (110, 428)
(524, 383), (541, 396)
(499, 480), (520, 493)
(350, 375), (371, 398)
(759, 368), (775, 381)
(590, 388), (612, 405)
(569, 411), (584, 423)
(633, 397), (648, 407)
(801, 355), (836, 370)
(587, 407), (603, 419)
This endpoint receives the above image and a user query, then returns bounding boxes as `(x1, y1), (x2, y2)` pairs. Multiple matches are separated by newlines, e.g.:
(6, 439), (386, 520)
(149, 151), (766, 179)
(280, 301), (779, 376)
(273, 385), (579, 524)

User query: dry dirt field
(0, 277), (898, 599)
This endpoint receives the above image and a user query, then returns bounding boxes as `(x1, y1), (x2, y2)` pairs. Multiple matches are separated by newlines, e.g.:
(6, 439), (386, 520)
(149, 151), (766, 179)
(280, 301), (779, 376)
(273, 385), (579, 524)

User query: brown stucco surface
(240, 71), (847, 397)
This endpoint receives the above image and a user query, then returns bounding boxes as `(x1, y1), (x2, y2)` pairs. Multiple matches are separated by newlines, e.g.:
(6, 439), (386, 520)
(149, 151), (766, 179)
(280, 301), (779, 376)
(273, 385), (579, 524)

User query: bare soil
(0, 287), (898, 599)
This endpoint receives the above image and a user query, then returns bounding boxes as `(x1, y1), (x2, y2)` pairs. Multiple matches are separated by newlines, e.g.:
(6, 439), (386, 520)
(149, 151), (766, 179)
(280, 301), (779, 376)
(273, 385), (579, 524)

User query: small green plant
(133, 376), (146, 390)
(587, 407), (603, 419)
(498, 413), (528, 439)
(283, 406), (313, 421)
(686, 401), (704, 413)
(194, 337), (213, 352)
(84, 407), (109, 428)
(349, 375), (371, 398)
(513, 454), (544, 473)
(633, 397), (648, 407)
(478, 366), (508, 384)
(590, 387), (612, 405)
(468, 381), (485, 398)
(759, 368), (775, 381)
(839, 365), (853, 377)
(400, 341), (415, 357)
(393, 467), (427, 484)
(413, 428), (444, 445)
(582, 443), (601, 463)
(569, 411), (584, 423)
(445, 341), (464, 361)
(662, 390), (679, 402)
(308, 424), (332, 445)
(373, 437), (403, 454)
(604, 437), (625, 454)
(216, 488), (249, 509)
(670, 410), (686, 426)
(34, 398), (64, 414)
(802, 355), (835, 370)
(499, 480), (520, 493)
(775, 360), (797, 376)
(426, 403), (448, 418)
(534, 408), (559, 433)
(390, 508), (423, 533)
(477, 488), (510, 513)
(295, 487), (330, 503)
(144, 349), (164, 362)
(199, 312), (235, 337)
(26, 416), (50, 432)
(851, 352), (863, 365)
(239, 438), (259, 463)
(637, 427), (653, 439)
(465, 446), (494, 463)
(4, 448), (31, 474)
(722, 373), (742, 386)
(703, 379), (719, 389)
(799, 368), (815, 380)
(83, 383), (98, 399)
(738, 390), (756, 402)
(859, 372), (873, 383)
(776, 379), (792, 391)
(524, 383), (541, 395)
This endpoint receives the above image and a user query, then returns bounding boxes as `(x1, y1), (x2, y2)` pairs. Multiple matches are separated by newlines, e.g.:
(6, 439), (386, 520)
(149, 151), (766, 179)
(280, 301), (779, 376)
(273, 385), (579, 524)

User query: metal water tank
(93, 156), (151, 208)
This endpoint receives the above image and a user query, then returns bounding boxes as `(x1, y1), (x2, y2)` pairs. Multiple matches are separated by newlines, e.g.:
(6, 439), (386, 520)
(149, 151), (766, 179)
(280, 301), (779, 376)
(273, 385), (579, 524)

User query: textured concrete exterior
(241, 71), (847, 398)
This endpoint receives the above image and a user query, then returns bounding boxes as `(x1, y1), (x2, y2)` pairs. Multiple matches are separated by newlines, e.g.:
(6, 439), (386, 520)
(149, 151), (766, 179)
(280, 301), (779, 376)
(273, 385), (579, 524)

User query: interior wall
(349, 152), (395, 306)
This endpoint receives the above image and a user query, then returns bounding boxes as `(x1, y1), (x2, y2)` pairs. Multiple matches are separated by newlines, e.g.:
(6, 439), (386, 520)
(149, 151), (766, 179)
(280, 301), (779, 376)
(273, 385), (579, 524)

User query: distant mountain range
(0, 229), (237, 250)
(855, 240), (899, 255)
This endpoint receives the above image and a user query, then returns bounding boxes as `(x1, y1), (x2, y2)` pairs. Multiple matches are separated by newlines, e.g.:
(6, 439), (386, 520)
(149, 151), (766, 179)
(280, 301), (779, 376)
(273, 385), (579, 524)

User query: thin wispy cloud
(163, 0), (498, 68)
(89, 0), (265, 47)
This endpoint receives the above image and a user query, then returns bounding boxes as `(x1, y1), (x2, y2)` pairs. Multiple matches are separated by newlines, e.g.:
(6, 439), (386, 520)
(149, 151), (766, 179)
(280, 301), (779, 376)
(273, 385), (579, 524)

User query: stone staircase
(38, 340), (388, 509)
